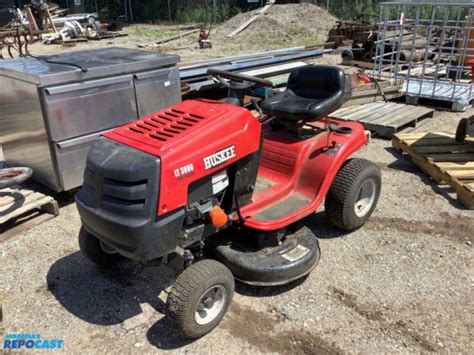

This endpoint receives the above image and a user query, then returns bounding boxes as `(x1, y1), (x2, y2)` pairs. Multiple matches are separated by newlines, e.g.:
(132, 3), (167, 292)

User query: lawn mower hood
(75, 99), (262, 260)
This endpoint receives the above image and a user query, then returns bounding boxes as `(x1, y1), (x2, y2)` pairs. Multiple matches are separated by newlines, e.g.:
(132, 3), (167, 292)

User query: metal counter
(0, 47), (181, 191)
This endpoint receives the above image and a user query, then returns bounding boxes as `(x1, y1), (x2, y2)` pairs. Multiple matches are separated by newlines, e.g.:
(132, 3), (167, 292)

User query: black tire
(0, 167), (33, 189)
(325, 158), (381, 231)
(455, 118), (468, 143)
(166, 259), (234, 338)
(78, 226), (124, 266)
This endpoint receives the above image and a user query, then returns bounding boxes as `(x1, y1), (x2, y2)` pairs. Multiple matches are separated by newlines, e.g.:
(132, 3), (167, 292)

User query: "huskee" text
(203, 146), (236, 170)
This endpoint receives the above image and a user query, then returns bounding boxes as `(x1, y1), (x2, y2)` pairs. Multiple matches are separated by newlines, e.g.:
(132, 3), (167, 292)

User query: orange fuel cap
(209, 206), (228, 228)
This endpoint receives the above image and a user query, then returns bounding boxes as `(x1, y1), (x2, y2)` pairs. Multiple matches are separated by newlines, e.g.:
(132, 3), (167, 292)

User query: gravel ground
(0, 47), (473, 352)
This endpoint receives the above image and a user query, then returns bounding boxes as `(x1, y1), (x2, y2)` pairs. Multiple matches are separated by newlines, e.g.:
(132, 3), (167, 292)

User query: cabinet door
(43, 75), (138, 142)
(53, 131), (106, 191)
(134, 67), (181, 117)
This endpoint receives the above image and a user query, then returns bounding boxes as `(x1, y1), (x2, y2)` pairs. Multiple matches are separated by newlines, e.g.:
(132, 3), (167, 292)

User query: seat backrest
(287, 65), (346, 99)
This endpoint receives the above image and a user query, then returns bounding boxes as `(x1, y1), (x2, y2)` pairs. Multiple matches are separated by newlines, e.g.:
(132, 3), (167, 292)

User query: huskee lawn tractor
(76, 65), (381, 338)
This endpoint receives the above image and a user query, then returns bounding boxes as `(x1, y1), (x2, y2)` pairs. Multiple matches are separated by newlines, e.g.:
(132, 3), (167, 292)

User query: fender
(242, 119), (367, 231)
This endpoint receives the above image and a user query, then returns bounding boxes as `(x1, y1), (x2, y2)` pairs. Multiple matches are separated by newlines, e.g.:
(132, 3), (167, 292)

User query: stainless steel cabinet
(43, 75), (138, 141)
(134, 67), (181, 117)
(0, 47), (181, 191)
(53, 131), (106, 191)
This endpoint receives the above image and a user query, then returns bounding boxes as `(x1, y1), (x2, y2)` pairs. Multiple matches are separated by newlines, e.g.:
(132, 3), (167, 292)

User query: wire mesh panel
(373, 0), (474, 111)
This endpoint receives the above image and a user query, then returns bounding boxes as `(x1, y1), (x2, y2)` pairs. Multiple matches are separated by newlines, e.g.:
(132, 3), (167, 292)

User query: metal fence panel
(373, 0), (474, 110)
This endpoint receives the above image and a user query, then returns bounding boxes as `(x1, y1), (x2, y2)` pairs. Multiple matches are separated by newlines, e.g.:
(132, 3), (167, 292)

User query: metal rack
(373, 0), (474, 111)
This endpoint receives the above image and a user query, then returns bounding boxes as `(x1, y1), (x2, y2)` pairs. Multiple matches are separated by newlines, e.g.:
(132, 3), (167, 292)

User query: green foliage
(75, 0), (239, 24)
(64, 0), (471, 25)
(175, 2), (240, 24)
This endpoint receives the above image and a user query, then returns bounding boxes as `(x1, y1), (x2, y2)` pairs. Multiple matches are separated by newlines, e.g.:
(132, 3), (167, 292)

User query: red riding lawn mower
(75, 65), (382, 338)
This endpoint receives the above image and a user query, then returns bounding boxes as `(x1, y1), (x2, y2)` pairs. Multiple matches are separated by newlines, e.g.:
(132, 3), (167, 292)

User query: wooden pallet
(0, 185), (59, 225)
(392, 132), (474, 209)
(330, 102), (434, 139)
(343, 78), (403, 107)
(404, 95), (472, 112)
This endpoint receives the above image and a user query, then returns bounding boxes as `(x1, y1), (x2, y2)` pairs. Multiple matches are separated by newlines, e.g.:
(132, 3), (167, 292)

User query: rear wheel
(78, 226), (124, 265)
(325, 158), (381, 231)
(166, 259), (234, 338)
(455, 118), (468, 143)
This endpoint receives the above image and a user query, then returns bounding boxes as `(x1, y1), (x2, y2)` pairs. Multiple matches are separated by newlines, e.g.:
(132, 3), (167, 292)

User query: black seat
(261, 65), (346, 121)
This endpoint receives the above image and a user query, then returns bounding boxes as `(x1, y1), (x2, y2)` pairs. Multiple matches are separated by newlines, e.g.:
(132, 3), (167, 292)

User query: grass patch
(124, 25), (178, 39)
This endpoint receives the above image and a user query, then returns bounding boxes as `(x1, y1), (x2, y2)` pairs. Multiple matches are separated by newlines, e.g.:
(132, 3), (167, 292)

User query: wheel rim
(354, 179), (377, 218)
(100, 241), (118, 255)
(195, 285), (226, 325)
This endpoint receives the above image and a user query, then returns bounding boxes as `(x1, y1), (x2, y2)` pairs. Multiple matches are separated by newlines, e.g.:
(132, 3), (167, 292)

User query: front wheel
(166, 259), (234, 338)
(325, 158), (381, 231)
(78, 226), (125, 266)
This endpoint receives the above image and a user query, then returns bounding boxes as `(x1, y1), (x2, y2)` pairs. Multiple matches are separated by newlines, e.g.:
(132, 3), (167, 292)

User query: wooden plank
(447, 170), (474, 178)
(346, 103), (405, 123)
(437, 161), (474, 169)
(374, 106), (433, 127)
(0, 186), (59, 224)
(361, 104), (414, 124)
(139, 28), (200, 47)
(351, 79), (403, 92)
(0, 191), (48, 214)
(334, 103), (434, 138)
(227, 1), (275, 38)
(414, 144), (474, 154)
(0, 188), (35, 208)
(25, 7), (39, 33)
(331, 102), (382, 116)
(423, 153), (474, 162)
(367, 106), (420, 126)
(333, 102), (392, 121)
(342, 92), (402, 107)
(0, 212), (54, 243)
(43, 8), (57, 33)
(349, 86), (401, 98)
(393, 132), (451, 140)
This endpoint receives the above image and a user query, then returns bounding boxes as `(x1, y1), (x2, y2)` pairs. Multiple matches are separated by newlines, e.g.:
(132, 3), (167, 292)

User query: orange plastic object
(208, 205), (228, 228)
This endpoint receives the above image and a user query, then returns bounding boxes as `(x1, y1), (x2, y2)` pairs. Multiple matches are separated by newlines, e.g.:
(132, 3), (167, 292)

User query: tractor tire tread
(325, 158), (381, 231)
(166, 259), (234, 338)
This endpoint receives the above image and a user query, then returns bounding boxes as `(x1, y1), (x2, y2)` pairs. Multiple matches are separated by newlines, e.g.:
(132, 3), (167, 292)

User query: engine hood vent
(128, 108), (205, 142)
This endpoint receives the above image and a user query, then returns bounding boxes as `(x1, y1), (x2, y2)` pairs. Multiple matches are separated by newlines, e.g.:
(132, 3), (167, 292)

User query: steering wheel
(207, 69), (274, 90)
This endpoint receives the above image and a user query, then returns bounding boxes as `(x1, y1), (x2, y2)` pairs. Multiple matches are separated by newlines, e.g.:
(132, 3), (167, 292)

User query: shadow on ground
(47, 251), (195, 350)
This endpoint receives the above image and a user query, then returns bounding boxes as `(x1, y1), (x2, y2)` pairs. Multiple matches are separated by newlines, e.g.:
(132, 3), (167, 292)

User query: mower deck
(211, 225), (320, 286)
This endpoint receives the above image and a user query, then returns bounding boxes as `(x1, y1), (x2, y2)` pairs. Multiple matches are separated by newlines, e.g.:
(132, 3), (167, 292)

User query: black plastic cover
(76, 137), (184, 261)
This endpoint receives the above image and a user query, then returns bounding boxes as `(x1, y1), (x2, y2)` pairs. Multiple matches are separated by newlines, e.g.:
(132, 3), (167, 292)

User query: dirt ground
(1, 6), (474, 352)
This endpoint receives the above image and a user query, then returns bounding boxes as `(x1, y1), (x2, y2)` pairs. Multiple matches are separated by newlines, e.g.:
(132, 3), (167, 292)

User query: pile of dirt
(216, 3), (338, 40)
